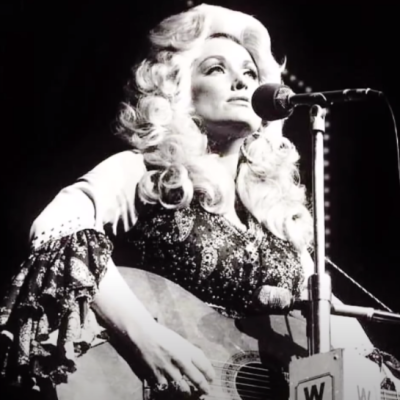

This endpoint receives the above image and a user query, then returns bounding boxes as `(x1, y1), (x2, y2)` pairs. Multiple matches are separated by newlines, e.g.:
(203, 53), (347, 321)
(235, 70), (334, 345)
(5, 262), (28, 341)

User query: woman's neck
(218, 152), (240, 180)
(207, 136), (249, 231)
(208, 137), (245, 179)
(208, 136), (244, 155)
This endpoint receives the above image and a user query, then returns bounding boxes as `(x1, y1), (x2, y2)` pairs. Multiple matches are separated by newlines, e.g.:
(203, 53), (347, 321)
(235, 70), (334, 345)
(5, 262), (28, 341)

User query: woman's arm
(93, 259), (214, 394)
(8, 150), (214, 394)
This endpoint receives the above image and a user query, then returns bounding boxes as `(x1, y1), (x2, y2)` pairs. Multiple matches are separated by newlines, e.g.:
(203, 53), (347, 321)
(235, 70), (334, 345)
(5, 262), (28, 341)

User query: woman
(1, 3), (398, 398)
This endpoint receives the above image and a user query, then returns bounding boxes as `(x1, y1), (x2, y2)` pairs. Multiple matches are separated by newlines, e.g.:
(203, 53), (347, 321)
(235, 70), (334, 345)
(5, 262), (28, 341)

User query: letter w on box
(297, 375), (333, 400)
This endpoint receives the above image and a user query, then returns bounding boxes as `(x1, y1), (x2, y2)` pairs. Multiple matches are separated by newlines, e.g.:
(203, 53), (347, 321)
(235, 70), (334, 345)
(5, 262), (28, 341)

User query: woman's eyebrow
(196, 55), (226, 69)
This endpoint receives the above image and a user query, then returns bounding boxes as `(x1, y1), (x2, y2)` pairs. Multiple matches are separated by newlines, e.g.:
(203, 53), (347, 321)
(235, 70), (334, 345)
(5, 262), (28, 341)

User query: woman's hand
(123, 318), (214, 395)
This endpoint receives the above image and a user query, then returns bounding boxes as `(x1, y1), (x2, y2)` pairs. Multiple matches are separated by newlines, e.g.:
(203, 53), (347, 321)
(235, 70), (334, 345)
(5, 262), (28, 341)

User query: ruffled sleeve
(0, 151), (145, 391)
(0, 229), (113, 387)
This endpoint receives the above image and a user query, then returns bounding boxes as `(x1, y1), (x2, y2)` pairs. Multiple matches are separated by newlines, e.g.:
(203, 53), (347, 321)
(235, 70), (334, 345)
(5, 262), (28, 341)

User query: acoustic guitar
(56, 267), (399, 400)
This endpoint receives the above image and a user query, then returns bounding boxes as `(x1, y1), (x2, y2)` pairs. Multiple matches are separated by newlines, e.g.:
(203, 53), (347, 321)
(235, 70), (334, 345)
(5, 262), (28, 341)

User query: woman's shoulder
(106, 150), (145, 167)
(73, 150), (148, 234)
(81, 150), (146, 179)
(75, 150), (147, 201)
(29, 150), (147, 248)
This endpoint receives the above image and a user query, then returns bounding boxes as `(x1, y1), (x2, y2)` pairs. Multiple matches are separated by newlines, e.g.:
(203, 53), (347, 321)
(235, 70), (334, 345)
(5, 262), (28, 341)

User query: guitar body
(57, 267), (309, 400)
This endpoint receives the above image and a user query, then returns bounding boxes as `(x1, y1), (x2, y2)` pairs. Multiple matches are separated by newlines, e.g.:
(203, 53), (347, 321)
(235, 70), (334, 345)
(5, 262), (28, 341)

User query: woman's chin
(205, 119), (261, 141)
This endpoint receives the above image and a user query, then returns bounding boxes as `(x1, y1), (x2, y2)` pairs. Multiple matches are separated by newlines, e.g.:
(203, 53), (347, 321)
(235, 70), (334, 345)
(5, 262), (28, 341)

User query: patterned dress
(122, 199), (304, 318)
(0, 198), (399, 394)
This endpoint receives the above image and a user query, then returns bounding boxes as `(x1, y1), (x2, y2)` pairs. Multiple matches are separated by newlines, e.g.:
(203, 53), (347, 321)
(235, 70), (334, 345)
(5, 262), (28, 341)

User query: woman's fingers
(175, 357), (211, 395)
(156, 324), (215, 393)
(162, 364), (192, 395)
(151, 363), (192, 396)
(191, 347), (215, 383)
(152, 374), (169, 391)
(173, 378), (192, 396)
(125, 321), (214, 395)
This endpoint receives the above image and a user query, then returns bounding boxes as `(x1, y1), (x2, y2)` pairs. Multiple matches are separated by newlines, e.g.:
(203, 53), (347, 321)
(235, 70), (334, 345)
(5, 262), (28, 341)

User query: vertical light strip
(283, 69), (332, 255)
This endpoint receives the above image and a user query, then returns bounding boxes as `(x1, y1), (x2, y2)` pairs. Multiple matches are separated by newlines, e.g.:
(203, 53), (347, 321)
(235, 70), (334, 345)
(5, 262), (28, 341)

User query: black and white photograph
(1, 1), (400, 399)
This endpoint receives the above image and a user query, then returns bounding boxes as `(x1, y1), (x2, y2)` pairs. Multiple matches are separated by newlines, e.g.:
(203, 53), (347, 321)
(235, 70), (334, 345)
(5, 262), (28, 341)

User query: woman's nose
(231, 74), (248, 91)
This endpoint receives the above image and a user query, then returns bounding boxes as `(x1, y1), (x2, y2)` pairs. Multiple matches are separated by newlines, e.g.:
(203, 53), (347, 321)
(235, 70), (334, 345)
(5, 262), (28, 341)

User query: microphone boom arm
(331, 303), (400, 324)
(289, 88), (382, 108)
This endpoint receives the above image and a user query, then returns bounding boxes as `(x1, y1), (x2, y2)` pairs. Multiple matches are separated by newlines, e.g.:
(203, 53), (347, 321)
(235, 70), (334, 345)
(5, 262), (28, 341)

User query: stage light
(286, 69), (332, 255)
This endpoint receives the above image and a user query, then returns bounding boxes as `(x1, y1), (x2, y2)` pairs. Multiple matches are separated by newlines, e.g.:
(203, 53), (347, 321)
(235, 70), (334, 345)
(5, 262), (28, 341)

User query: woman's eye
(245, 69), (258, 79)
(206, 65), (225, 75)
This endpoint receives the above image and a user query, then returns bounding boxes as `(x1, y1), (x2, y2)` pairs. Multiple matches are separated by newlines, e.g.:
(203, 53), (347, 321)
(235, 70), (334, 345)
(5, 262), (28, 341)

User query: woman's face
(191, 38), (262, 141)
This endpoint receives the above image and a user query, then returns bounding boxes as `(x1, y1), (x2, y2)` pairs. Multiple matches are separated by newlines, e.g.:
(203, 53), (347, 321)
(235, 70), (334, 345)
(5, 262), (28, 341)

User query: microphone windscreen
(255, 285), (293, 312)
(251, 83), (293, 121)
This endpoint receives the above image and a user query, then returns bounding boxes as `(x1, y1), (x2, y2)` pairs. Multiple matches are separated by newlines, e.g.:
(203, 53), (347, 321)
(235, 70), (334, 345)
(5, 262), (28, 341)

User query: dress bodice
(123, 200), (304, 317)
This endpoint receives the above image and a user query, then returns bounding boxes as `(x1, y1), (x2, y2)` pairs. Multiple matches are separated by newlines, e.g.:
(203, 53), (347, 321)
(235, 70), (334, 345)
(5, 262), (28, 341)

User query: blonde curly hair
(117, 3), (313, 252)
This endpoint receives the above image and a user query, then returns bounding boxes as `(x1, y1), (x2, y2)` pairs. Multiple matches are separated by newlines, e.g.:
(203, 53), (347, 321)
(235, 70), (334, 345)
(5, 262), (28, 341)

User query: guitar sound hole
(235, 362), (288, 400)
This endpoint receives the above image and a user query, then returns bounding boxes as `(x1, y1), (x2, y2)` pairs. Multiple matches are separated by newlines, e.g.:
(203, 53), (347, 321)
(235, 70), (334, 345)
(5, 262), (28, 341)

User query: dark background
(2, 0), (399, 358)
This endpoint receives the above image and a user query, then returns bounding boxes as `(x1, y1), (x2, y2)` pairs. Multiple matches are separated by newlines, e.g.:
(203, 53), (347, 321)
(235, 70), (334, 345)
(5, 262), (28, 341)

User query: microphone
(251, 83), (383, 121)
(254, 285), (400, 324)
(254, 285), (306, 314)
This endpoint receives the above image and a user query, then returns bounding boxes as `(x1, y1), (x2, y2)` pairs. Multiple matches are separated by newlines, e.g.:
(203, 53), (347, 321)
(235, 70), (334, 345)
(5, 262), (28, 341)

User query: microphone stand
(305, 105), (400, 356)
(307, 104), (332, 356)
(289, 102), (400, 400)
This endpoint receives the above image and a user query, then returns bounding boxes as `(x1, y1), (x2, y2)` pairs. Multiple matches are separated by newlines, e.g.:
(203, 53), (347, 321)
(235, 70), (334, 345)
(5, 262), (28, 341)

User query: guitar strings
(210, 359), (274, 373)
(207, 370), (273, 395)
(211, 365), (270, 381)
(208, 386), (271, 399)
(208, 387), (271, 398)
(214, 372), (270, 385)
(210, 360), (275, 382)
(207, 383), (271, 398)
(211, 363), (270, 375)
(204, 394), (267, 400)
(210, 379), (270, 391)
